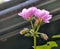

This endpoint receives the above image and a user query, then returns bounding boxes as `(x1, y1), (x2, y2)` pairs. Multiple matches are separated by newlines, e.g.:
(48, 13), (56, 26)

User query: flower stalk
(34, 33), (36, 49)
(30, 21), (37, 49)
(30, 21), (34, 29)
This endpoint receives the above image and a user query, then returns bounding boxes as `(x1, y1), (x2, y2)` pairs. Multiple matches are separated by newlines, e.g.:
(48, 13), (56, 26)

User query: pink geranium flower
(18, 7), (37, 20)
(34, 9), (52, 23)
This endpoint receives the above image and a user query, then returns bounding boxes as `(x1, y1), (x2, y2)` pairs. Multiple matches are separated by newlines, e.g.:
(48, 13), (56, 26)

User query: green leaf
(24, 33), (31, 37)
(52, 34), (60, 38)
(33, 41), (58, 49)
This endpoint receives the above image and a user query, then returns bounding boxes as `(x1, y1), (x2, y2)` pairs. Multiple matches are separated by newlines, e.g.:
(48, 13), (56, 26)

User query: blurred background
(0, 0), (60, 49)
(0, 0), (10, 4)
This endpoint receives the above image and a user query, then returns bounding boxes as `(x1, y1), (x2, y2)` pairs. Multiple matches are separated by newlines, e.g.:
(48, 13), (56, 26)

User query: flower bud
(19, 28), (29, 35)
(40, 33), (48, 40)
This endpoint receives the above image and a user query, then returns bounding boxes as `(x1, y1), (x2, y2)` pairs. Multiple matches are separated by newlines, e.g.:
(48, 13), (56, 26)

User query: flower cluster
(18, 7), (52, 40)
(18, 7), (52, 23)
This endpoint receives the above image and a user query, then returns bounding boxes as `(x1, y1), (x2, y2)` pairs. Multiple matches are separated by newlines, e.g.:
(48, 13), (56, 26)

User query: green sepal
(24, 33), (31, 37)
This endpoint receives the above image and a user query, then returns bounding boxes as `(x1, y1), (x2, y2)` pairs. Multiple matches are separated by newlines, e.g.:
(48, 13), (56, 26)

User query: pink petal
(44, 20), (50, 23)
(46, 15), (52, 20)
(34, 9), (41, 17)
(42, 9), (50, 15)
(18, 7), (37, 19)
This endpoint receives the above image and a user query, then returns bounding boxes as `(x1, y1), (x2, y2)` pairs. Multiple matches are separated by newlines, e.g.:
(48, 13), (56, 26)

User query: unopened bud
(40, 33), (48, 40)
(19, 28), (29, 35)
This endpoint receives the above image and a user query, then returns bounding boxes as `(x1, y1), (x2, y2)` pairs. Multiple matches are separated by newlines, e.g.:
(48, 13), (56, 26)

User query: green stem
(36, 24), (41, 32)
(30, 21), (34, 29)
(34, 33), (36, 49)
(36, 21), (43, 32)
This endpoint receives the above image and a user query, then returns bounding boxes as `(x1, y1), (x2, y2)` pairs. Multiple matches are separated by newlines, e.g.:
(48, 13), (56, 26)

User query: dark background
(0, 0), (60, 49)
